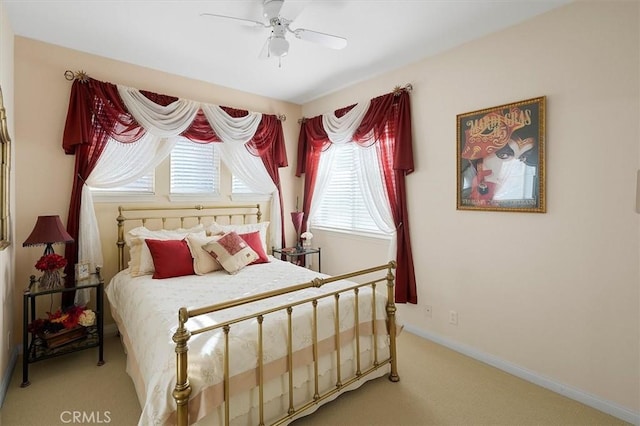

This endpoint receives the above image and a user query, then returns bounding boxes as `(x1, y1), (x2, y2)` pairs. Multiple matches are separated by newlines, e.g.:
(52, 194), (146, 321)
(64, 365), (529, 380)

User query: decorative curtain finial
(277, 114), (286, 122)
(393, 83), (413, 96)
(64, 70), (89, 83)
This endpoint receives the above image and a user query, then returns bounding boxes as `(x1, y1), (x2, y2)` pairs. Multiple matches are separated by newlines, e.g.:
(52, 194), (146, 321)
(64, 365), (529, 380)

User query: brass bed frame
(115, 204), (399, 426)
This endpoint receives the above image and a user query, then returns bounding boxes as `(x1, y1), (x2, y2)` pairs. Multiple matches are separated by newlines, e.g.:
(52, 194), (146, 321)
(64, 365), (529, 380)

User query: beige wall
(303, 0), (639, 419)
(0, 0), (16, 403)
(11, 37), (302, 349)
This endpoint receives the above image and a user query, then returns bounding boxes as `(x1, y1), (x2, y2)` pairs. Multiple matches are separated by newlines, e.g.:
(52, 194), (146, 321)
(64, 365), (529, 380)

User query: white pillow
(207, 222), (269, 253)
(126, 224), (205, 276)
(185, 234), (223, 275)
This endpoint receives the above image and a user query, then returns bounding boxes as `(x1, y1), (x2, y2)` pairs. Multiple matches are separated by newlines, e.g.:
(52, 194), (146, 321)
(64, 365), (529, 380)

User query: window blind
(311, 144), (381, 234)
(170, 137), (220, 194)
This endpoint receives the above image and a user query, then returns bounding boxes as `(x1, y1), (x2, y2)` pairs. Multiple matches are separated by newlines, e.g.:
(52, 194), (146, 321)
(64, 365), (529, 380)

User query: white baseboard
(0, 344), (18, 408)
(403, 324), (640, 426)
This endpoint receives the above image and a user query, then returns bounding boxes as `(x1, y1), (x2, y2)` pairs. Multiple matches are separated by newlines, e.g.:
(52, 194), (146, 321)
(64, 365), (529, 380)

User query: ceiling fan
(201, 0), (347, 63)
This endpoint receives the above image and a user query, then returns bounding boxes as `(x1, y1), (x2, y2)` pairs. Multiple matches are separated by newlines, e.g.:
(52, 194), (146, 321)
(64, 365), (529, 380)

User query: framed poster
(457, 96), (546, 213)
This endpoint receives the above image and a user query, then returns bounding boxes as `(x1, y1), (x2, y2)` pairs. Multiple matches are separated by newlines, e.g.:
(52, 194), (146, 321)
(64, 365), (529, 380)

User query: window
(311, 144), (382, 235)
(92, 136), (220, 197)
(170, 137), (219, 195)
(232, 175), (254, 194)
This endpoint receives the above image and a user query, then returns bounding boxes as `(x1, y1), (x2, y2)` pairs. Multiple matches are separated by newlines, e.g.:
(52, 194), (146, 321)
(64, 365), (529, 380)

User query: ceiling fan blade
(263, 0), (284, 21)
(293, 28), (347, 50)
(258, 38), (270, 60)
(200, 13), (267, 28)
(279, 0), (312, 21)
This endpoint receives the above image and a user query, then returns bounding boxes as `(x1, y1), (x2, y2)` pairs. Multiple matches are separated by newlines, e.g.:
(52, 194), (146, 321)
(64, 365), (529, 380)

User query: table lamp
(22, 215), (74, 255)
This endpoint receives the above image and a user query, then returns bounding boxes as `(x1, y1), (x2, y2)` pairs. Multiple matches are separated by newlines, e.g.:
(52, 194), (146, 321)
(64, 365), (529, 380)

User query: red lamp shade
(22, 215), (74, 255)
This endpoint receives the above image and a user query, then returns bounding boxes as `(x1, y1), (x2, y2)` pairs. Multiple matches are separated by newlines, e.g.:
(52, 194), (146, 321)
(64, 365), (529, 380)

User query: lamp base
(39, 270), (63, 291)
(43, 243), (55, 256)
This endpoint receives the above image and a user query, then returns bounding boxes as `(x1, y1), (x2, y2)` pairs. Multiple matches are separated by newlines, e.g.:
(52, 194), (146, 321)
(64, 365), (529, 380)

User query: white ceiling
(4, 0), (570, 105)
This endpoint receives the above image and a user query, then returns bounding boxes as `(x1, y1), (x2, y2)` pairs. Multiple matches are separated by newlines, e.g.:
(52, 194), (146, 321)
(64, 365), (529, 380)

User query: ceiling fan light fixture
(269, 36), (289, 57)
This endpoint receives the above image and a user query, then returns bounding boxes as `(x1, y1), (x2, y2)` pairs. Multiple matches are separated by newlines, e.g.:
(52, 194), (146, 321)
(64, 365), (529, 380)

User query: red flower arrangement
(27, 305), (94, 335)
(35, 253), (67, 272)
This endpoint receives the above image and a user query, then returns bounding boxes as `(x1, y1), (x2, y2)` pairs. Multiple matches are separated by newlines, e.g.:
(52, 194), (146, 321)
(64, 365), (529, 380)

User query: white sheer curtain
(306, 145), (337, 231)
(76, 134), (178, 304)
(355, 144), (396, 260)
(201, 104), (282, 249)
(307, 101), (370, 228)
(322, 101), (370, 143)
(117, 86), (200, 136)
(309, 99), (396, 261)
(75, 86), (277, 303)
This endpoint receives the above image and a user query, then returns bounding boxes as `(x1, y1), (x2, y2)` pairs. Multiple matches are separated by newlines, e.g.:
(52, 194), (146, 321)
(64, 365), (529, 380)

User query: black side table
(21, 271), (104, 387)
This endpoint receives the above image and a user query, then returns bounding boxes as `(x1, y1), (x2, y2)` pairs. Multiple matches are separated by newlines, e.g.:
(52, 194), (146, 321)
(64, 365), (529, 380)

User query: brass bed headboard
(116, 204), (262, 271)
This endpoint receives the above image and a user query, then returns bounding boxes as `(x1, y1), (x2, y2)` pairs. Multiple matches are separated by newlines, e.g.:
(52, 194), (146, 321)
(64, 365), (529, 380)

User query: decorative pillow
(239, 231), (269, 264)
(202, 231), (258, 274)
(145, 238), (195, 279)
(125, 225), (206, 276)
(207, 222), (269, 253)
(185, 234), (223, 275)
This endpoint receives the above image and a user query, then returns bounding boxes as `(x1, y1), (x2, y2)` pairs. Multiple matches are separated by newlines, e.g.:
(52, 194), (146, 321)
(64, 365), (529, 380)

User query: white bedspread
(106, 257), (390, 425)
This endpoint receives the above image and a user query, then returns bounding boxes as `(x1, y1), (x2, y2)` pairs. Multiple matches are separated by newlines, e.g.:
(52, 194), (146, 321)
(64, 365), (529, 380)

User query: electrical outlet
(449, 310), (458, 325)
(425, 305), (432, 318)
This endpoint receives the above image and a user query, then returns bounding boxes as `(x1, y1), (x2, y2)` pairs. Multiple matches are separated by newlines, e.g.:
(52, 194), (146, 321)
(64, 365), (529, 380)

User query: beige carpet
(0, 331), (629, 426)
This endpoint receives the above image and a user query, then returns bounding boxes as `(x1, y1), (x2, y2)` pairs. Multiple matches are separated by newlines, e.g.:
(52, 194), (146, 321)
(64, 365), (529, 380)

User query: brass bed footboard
(114, 205), (399, 425)
(172, 261), (399, 426)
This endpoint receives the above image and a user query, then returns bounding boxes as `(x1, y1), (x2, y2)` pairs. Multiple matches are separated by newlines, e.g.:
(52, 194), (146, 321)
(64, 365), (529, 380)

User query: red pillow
(145, 238), (195, 279)
(239, 231), (269, 264)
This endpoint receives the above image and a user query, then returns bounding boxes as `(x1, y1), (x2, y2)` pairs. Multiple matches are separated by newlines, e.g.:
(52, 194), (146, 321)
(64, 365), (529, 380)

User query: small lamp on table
(23, 215), (74, 256)
(23, 215), (74, 291)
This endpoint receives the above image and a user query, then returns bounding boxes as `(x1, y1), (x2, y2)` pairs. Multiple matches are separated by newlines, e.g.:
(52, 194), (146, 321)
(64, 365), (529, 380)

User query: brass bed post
(334, 294), (342, 388)
(354, 288), (361, 377)
(371, 283), (378, 367)
(257, 315), (265, 426)
(172, 308), (192, 426)
(386, 261), (400, 382)
(312, 300), (319, 400)
(286, 307), (294, 415)
(116, 207), (126, 271)
(223, 325), (231, 426)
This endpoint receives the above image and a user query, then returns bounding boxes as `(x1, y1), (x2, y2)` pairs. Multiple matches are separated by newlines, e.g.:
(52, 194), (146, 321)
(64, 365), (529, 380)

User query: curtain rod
(297, 83), (413, 124)
(63, 70), (287, 122)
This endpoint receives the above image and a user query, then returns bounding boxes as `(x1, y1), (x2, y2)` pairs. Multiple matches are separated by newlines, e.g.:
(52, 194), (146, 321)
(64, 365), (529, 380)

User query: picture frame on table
(75, 260), (91, 281)
(456, 96), (546, 213)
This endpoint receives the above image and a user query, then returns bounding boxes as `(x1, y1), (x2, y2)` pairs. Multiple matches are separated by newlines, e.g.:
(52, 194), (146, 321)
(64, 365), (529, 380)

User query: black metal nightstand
(21, 270), (104, 387)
